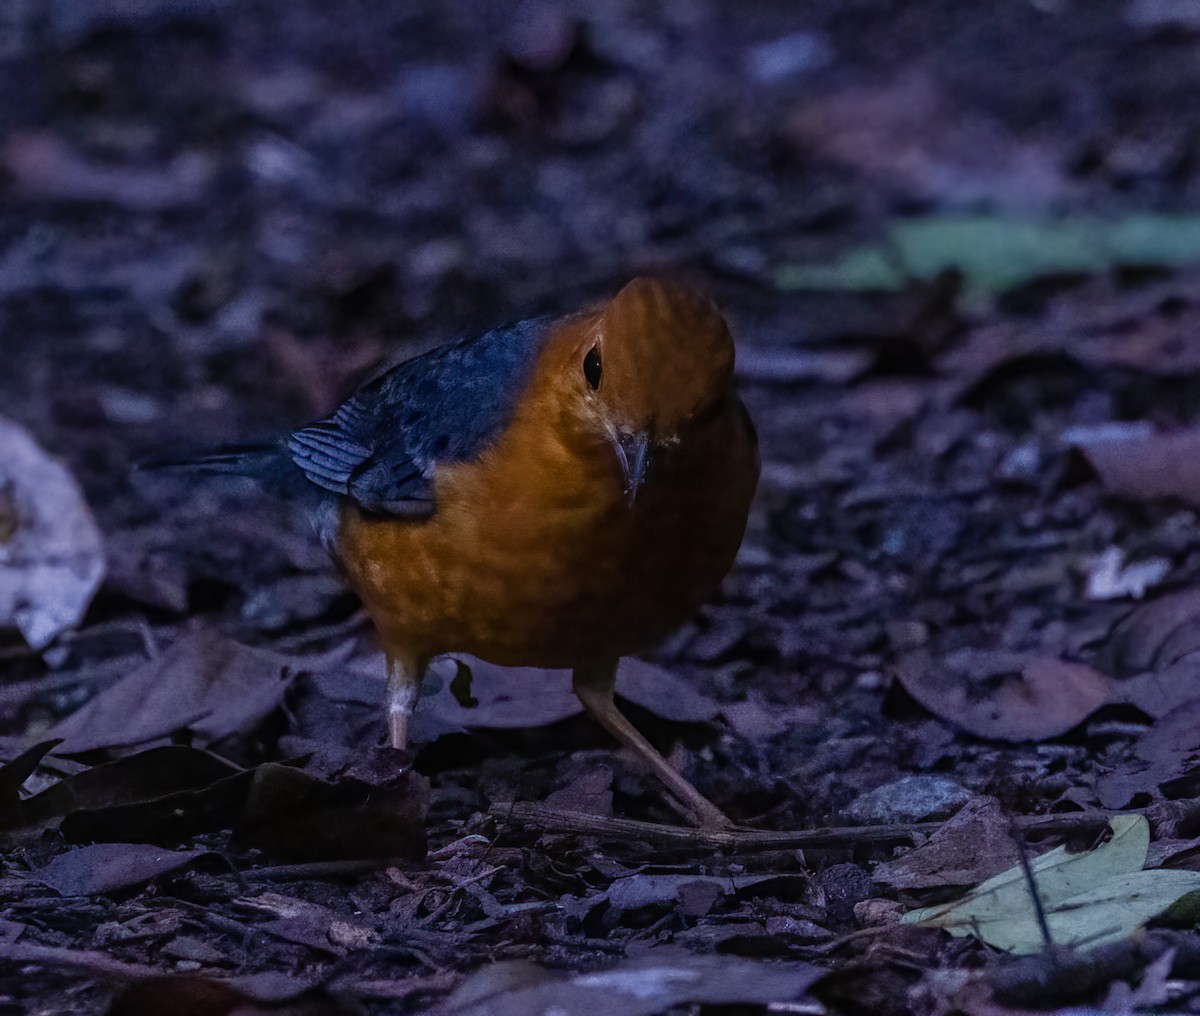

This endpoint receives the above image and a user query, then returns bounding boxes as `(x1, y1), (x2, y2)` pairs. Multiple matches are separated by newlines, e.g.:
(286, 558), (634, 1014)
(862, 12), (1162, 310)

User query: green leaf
(774, 248), (905, 291)
(1035, 870), (1200, 953)
(776, 214), (1200, 295)
(900, 815), (1200, 954)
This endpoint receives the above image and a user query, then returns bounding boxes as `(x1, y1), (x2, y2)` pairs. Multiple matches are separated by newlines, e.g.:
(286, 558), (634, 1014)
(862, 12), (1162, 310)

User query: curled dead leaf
(1096, 700), (1200, 809)
(238, 755), (427, 862)
(0, 418), (105, 649)
(1097, 587), (1200, 678)
(2, 745), (245, 846)
(873, 797), (1020, 890)
(1072, 425), (1200, 507)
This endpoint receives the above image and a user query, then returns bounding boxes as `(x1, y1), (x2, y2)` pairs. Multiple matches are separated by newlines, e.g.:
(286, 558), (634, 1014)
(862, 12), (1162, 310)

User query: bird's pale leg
(385, 654), (423, 750)
(572, 662), (733, 830)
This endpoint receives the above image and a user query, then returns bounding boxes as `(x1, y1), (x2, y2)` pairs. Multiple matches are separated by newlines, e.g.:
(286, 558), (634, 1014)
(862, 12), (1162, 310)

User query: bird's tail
(136, 443), (286, 477)
(136, 441), (331, 533)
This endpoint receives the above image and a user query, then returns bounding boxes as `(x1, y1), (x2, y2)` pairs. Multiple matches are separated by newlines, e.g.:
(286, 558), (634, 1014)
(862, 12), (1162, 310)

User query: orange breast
(337, 361), (758, 672)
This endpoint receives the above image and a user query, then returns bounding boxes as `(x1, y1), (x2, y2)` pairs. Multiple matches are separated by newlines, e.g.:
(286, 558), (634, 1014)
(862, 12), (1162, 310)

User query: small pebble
(846, 775), (972, 824)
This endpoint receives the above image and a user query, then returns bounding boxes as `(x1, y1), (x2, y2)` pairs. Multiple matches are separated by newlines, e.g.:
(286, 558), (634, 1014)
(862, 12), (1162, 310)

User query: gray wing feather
(285, 316), (552, 516)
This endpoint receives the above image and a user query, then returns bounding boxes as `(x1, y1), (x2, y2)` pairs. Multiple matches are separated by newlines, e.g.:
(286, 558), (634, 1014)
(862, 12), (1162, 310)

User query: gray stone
(845, 775), (972, 825)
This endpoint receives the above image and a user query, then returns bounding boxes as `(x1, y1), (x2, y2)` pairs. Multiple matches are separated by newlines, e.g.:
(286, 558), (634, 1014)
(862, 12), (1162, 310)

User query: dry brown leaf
(1073, 426), (1200, 507)
(406, 655), (720, 741)
(1097, 700), (1200, 808)
(894, 650), (1114, 741)
(32, 842), (211, 896)
(238, 756), (427, 862)
(1098, 587), (1200, 677)
(0, 739), (60, 810)
(873, 797), (1020, 890)
(786, 69), (1065, 207)
(1093, 590), (1200, 719)
(2, 131), (212, 211)
(0, 418), (105, 649)
(109, 974), (346, 1016)
(52, 629), (297, 754)
(1120, 663), (1200, 720)
(437, 947), (821, 1016)
(3, 745), (245, 846)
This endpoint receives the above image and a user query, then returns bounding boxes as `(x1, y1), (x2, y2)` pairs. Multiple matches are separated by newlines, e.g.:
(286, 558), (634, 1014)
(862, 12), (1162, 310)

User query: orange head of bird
(547, 276), (736, 504)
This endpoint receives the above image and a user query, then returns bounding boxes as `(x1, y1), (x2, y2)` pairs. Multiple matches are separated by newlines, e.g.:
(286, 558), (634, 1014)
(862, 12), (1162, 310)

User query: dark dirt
(6, 1), (1200, 1013)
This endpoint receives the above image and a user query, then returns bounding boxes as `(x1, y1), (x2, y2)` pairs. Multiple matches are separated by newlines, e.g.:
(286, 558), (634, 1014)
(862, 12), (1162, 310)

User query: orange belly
(337, 393), (758, 671)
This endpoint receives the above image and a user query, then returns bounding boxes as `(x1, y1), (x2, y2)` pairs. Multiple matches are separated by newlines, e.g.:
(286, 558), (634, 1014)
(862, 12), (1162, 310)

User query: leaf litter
(8, 3), (1200, 1014)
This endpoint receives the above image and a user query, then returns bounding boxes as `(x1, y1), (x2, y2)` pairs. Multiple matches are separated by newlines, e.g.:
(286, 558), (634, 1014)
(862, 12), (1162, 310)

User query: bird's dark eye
(583, 346), (602, 390)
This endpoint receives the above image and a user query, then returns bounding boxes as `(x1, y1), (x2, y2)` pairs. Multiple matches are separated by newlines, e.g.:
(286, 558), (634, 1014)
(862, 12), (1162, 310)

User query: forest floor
(5, 1), (1200, 1013)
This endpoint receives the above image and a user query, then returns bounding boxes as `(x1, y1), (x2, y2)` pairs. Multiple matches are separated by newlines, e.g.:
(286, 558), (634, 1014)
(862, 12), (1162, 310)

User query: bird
(162, 277), (758, 829)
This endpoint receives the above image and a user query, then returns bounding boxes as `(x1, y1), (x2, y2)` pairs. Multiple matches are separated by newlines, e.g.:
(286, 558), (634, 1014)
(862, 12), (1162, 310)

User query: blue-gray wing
(285, 316), (553, 516)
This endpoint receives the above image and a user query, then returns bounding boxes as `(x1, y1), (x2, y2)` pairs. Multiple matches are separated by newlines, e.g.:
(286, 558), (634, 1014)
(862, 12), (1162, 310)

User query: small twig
(1010, 816), (1054, 952)
(136, 618), (159, 661)
(335, 971), (458, 1001)
(0, 941), (161, 982)
(0, 667), (121, 710)
(489, 802), (1121, 851)
(242, 858), (397, 881)
(420, 863), (507, 924)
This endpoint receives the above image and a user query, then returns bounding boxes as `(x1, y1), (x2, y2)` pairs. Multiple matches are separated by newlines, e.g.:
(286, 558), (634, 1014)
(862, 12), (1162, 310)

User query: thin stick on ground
(1010, 815), (1055, 952)
(489, 802), (1124, 851)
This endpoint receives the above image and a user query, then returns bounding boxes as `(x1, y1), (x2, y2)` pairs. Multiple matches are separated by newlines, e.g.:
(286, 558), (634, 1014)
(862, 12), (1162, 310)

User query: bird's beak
(612, 429), (652, 506)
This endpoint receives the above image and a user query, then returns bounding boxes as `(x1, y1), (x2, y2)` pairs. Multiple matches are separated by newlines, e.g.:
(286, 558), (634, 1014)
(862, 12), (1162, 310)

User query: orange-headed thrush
(186, 277), (758, 828)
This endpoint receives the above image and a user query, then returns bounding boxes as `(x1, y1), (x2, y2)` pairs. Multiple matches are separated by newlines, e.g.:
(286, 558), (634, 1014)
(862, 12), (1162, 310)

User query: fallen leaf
(785, 71), (1066, 211)
(437, 947), (821, 1016)
(902, 815), (1200, 953)
(102, 527), (190, 614)
(262, 323), (386, 416)
(616, 658), (721, 724)
(3, 132), (213, 211)
(1084, 547), (1171, 601)
(234, 892), (377, 956)
(61, 766), (252, 846)
(32, 842), (210, 896)
(940, 283), (1200, 385)
(1119, 663), (1200, 722)
(3, 745), (244, 845)
(413, 657), (582, 739)
(1089, 590), (1200, 721)
(602, 873), (775, 914)
(1097, 587), (1200, 678)
(1128, 0), (1200, 27)
(1096, 700), (1200, 808)
(0, 418), (105, 649)
(402, 655), (719, 741)
(0, 739), (60, 810)
(52, 629), (298, 753)
(778, 214), (1200, 296)
(895, 650), (1114, 741)
(873, 797), (1020, 890)
(735, 345), (872, 385)
(238, 755), (427, 862)
(1072, 426), (1200, 507)
(108, 974), (348, 1016)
